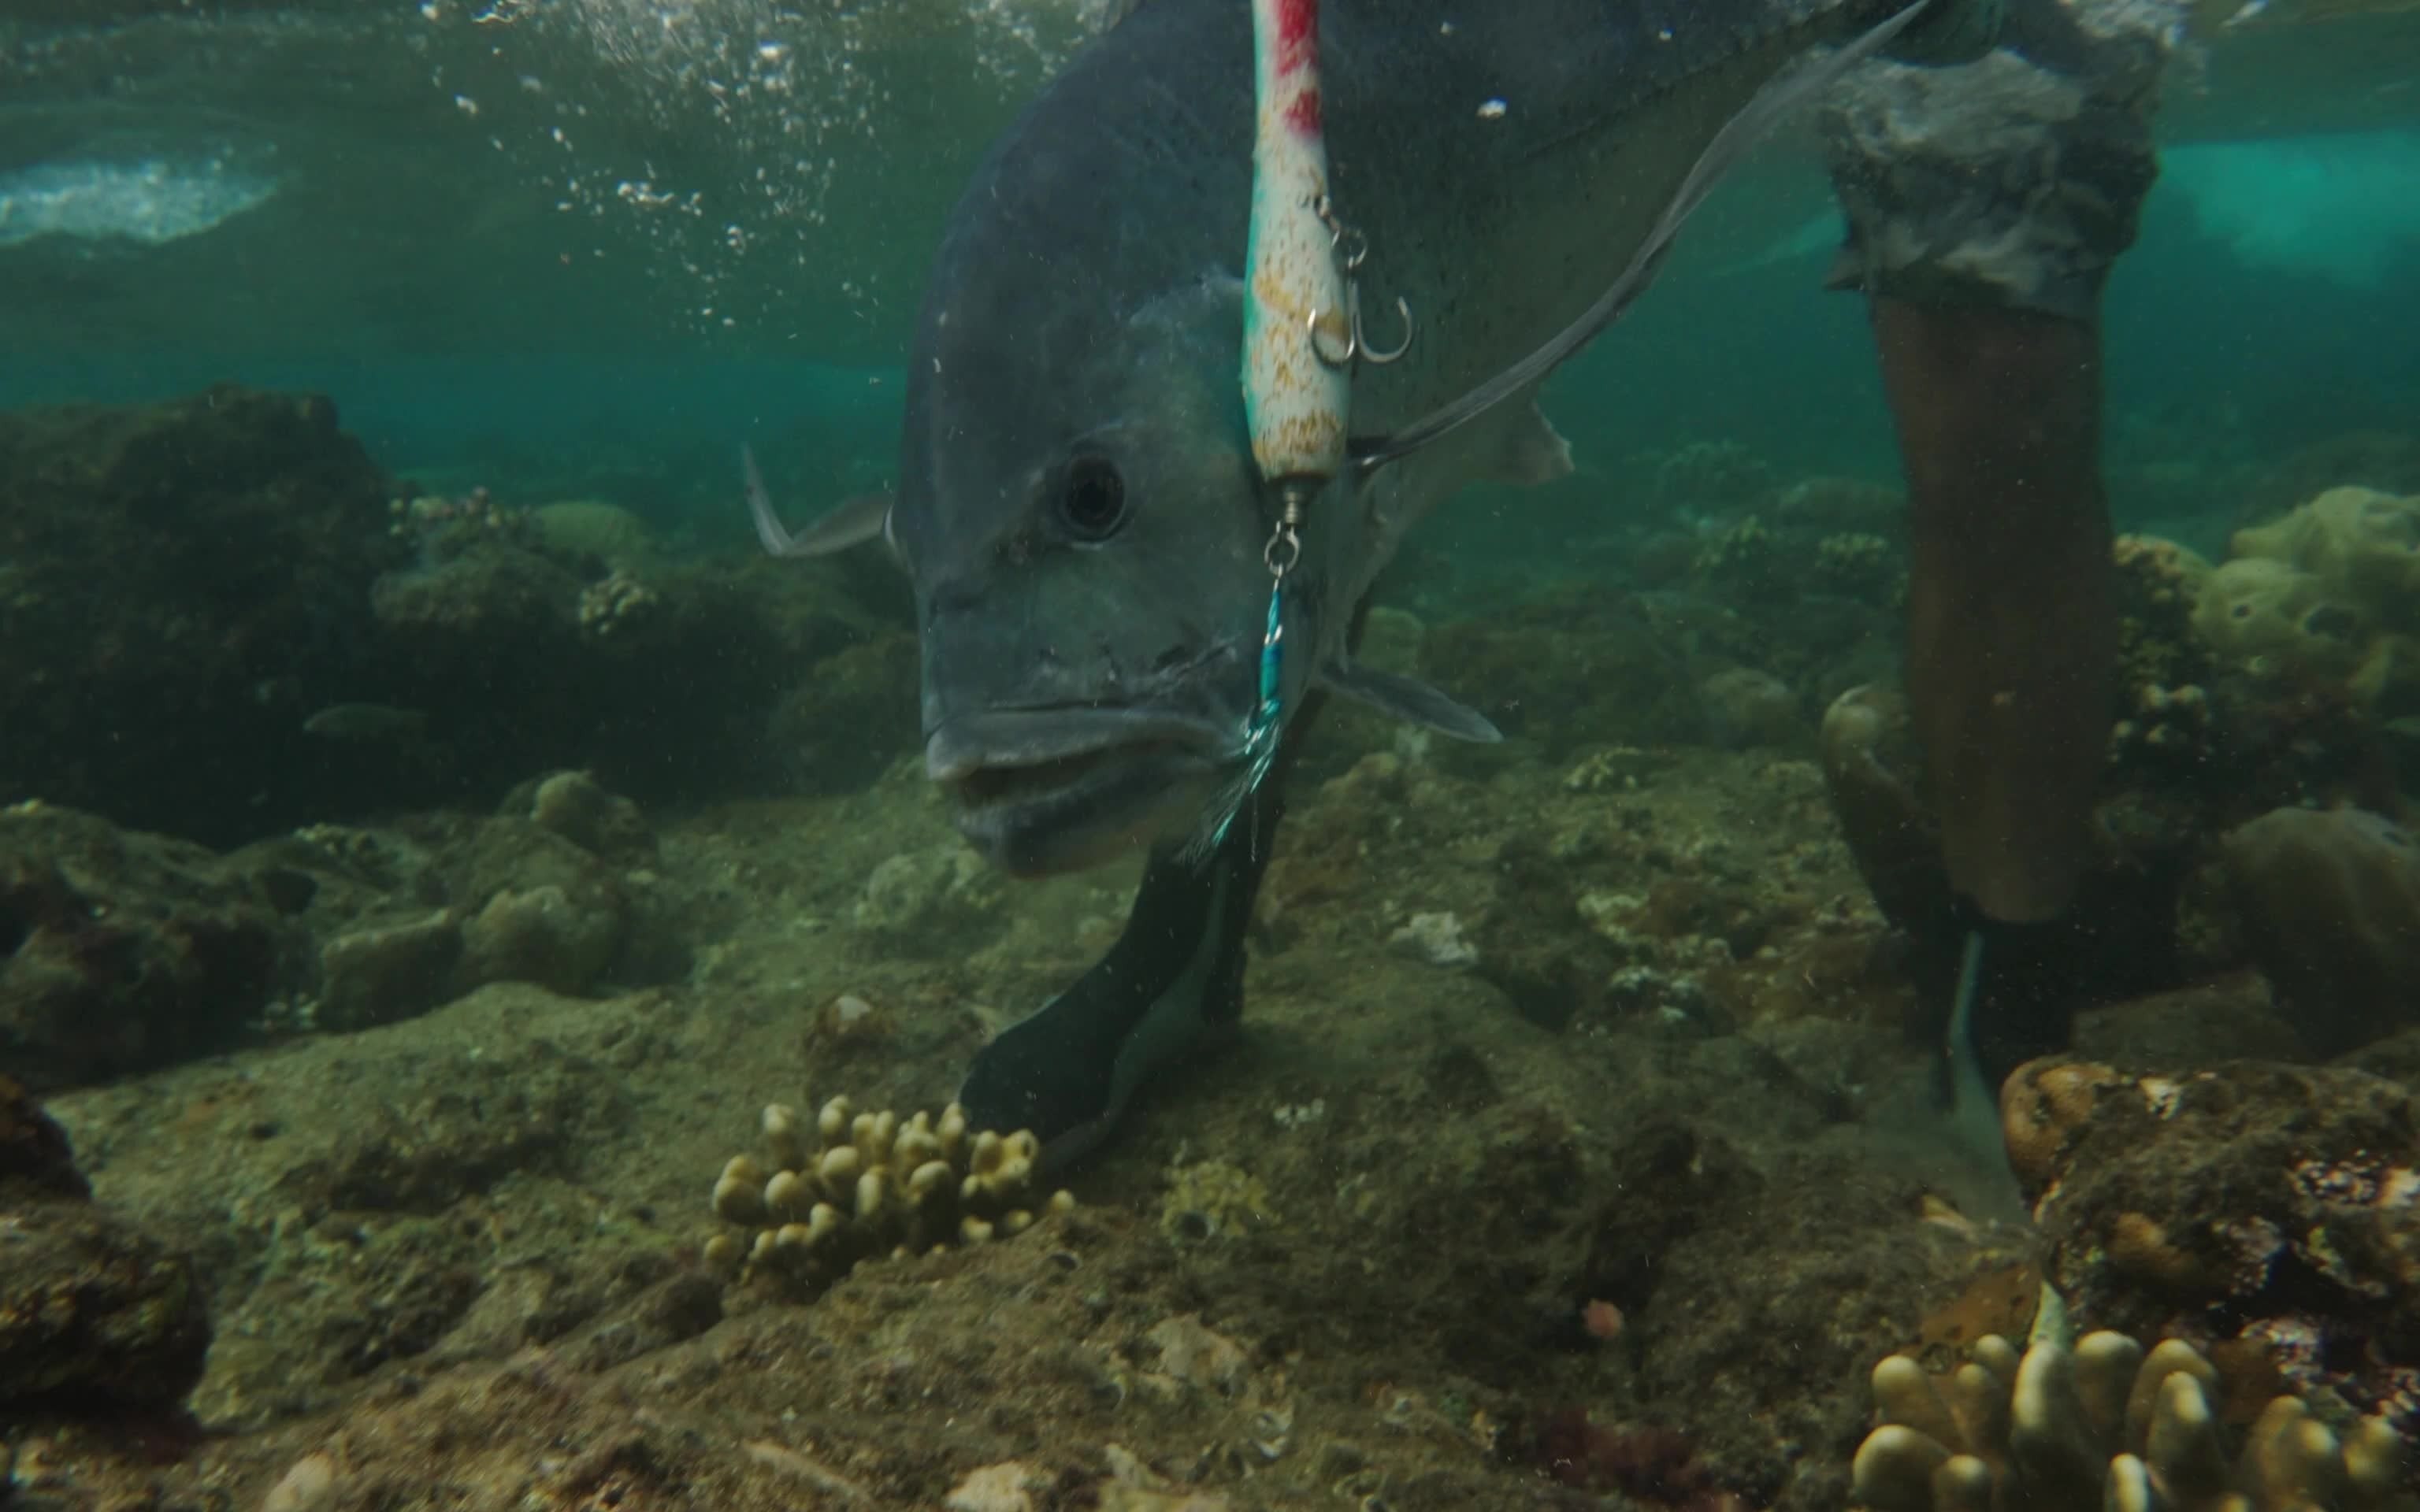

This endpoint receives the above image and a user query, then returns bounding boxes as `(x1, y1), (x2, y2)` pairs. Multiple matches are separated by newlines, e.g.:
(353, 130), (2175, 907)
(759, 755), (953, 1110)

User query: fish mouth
(926, 707), (1235, 876)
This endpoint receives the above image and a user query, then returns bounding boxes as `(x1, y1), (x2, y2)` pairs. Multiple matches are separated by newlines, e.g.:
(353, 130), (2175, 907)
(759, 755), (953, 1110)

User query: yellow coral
(2000, 1059), (2129, 1193)
(2192, 558), (2361, 673)
(535, 498), (659, 572)
(2235, 487), (2420, 631)
(2106, 1211), (2207, 1290)
(704, 1097), (1075, 1297)
(1851, 1317), (2410, 1512)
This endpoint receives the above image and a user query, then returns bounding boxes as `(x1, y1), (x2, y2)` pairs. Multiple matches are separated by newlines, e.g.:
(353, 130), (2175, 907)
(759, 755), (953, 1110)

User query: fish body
(302, 702), (429, 743)
(878, 0), (1988, 875)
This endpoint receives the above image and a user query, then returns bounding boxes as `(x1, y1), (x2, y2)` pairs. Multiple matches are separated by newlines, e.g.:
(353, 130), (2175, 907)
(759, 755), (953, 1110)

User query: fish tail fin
(1947, 928), (2025, 1196)
(741, 443), (895, 559)
(1354, 0), (1958, 473)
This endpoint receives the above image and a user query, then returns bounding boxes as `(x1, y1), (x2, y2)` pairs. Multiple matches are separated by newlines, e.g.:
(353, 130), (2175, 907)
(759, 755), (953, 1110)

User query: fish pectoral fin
(743, 443), (893, 558)
(1318, 658), (1503, 743)
(1489, 402), (1576, 488)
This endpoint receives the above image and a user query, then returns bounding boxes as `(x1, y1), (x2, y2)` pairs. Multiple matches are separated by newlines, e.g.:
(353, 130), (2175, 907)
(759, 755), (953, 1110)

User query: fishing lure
(1193, 0), (1381, 862)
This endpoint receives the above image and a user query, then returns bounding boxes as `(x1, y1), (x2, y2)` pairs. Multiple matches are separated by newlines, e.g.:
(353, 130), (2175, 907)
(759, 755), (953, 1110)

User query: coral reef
(2109, 534), (2222, 778)
(2195, 556), (2362, 676)
(532, 498), (660, 573)
(0, 387), (918, 850)
(296, 774), (689, 1025)
(1692, 514), (1784, 598)
(1850, 1317), (2410, 1511)
(2198, 487), (2420, 719)
(704, 1098), (1075, 1299)
(2000, 1057), (2420, 1444)
(763, 630), (924, 795)
(9, 416), (2418, 1512)
(0, 799), (288, 1090)
(1, 773), (691, 1087)
(2221, 806), (2420, 1052)
(1699, 666), (1807, 750)
(2233, 487), (2420, 631)
(387, 484), (534, 563)
(1813, 532), (1902, 600)
(1646, 439), (1777, 515)
(0, 387), (403, 845)
(1423, 584), (1705, 757)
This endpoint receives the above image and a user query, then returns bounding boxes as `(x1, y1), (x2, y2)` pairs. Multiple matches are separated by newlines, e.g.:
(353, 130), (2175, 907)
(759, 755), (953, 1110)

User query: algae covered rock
(2221, 806), (2420, 1054)
(2011, 1058), (2420, 1443)
(1700, 665), (1806, 749)
(524, 769), (656, 864)
(242, 778), (681, 1036)
(0, 800), (289, 1090)
(1425, 585), (1704, 758)
(763, 629), (923, 794)
(852, 842), (1002, 953)
(446, 811), (675, 997)
(2194, 557), (2363, 675)
(315, 907), (464, 1032)
(2233, 485), (2420, 631)
(0, 1073), (210, 1410)
(2196, 487), (2420, 717)
(533, 498), (659, 573)
(0, 387), (403, 847)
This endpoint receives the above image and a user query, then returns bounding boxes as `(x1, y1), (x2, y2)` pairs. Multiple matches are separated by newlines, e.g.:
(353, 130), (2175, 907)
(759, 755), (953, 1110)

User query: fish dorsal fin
(1351, 0), (1934, 476)
(744, 443), (893, 558)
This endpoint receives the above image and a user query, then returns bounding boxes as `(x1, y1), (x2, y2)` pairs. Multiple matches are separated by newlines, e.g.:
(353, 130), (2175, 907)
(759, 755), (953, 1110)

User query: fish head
(896, 268), (1335, 876)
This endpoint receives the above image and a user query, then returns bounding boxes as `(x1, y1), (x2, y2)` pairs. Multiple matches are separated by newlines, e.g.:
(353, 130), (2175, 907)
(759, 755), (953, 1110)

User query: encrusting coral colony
(703, 1096), (1075, 1295)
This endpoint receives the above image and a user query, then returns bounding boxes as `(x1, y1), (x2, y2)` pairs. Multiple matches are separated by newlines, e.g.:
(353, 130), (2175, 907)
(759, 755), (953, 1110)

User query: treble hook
(1351, 285), (1415, 364)
(1307, 195), (1415, 369)
(1311, 284), (1413, 366)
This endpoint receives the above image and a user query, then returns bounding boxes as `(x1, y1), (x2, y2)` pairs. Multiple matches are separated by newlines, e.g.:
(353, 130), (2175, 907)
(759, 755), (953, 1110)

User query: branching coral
(1850, 1295), (2408, 1511)
(703, 1097), (1073, 1298)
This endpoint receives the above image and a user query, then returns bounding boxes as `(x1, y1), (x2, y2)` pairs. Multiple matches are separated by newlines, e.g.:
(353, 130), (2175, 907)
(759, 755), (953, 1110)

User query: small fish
(301, 703), (429, 742)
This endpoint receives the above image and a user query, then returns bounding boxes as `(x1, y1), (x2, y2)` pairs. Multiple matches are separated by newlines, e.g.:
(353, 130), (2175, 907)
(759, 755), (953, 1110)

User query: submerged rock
(2223, 805), (2420, 1054)
(0, 386), (916, 852)
(0, 1073), (210, 1410)
(0, 800), (289, 1090)
(2011, 1057), (2420, 1443)
(0, 387), (402, 845)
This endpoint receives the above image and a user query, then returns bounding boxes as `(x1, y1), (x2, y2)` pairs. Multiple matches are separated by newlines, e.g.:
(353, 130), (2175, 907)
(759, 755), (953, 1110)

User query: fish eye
(1056, 456), (1129, 542)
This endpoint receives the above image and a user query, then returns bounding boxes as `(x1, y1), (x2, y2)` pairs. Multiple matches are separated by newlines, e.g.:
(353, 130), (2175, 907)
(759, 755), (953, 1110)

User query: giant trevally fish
(753, 0), (1999, 1162)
